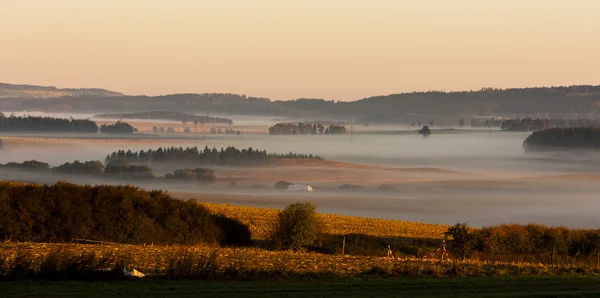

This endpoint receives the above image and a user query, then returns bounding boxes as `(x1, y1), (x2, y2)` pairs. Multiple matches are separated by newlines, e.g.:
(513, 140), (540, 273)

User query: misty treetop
(100, 121), (136, 134)
(95, 110), (233, 125)
(0, 115), (98, 132)
(51, 160), (105, 175)
(268, 123), (346, 135)
(0, 160), (51, 172)
(523, 127), (600, 152)
(105, 146), (324, 166)
(502, 118), (600, 132)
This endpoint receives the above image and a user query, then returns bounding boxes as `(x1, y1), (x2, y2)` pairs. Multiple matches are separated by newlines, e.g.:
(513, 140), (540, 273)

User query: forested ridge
(0, 115), (98, 132)
(3, 85), (600, 123)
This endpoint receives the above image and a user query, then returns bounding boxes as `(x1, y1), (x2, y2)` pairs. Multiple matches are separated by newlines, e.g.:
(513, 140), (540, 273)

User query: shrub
(339, 184), (364, 190)
(377, 184), (396, 192)
(271, 202), (323, 251)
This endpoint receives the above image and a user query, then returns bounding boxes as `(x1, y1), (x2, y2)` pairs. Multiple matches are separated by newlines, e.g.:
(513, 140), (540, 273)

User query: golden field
(202, 203), (449, 240)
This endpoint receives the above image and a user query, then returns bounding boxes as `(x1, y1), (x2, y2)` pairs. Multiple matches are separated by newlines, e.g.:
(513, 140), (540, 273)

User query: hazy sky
(2, 0), (599, 101)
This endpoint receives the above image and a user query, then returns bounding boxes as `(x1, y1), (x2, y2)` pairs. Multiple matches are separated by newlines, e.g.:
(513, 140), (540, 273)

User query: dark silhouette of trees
(0, 115), (98, 132)
(0, 138), (3, 150)
(104, 160), (154, 179)
(0, 160), (50, 172)
(502, 118), (600, 132)
(105, 146), (323, 166)
(418, 126), (431, 138)
(100, 121), (135, 134)
(165, 168), (216, 182)
(458, 118), (465, 127)
(269, 123), (346, 135)
(0, 181), (250, 245)
(95, 111), (233, 125)
(52, 160), (104, 175)
(523, 127), (600, 152)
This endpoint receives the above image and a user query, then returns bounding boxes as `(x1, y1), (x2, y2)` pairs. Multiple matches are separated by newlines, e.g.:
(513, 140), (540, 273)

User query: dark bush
(0, 181), (244, 245)
(214, 215), (252, 246)
(271, 202), (323, 251)
(274, 180), (293, 189)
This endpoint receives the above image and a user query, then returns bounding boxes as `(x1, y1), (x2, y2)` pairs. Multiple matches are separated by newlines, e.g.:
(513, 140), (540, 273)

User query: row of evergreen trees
(268, 123), (347, 135)
(502, 118), (600, 131)
(0, 181), (250, 245)
(104, 146), (324, 166)
(0, 115), (98, 132)
(523, 127), (600, 152)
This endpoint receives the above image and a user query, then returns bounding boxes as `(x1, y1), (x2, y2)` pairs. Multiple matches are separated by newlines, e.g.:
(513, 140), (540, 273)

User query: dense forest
(501, 118), (600, 131)
(100, 121), (136, 134)
(0, 181), (250, 245)
(0, 115), (98, 132)
(268, 123), (346, 135)
(523, 127), (600, 152)
(95, 111), (233, 125)
(105, 146), (324, 166)
(3, 85), (600, 123)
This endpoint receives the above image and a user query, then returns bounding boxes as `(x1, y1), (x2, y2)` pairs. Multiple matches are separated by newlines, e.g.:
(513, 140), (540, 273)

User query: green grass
(3, 276), (600, 298)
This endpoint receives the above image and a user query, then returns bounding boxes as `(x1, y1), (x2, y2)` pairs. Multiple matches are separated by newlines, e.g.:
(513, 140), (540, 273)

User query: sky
(1, 0), (599, 101)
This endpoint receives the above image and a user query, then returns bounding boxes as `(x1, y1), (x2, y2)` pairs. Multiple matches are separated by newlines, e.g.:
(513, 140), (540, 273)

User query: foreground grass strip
(2, 277), (600, 298)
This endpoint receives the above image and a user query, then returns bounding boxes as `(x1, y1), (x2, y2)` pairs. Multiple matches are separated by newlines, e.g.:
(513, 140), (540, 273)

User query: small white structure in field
(286, 184), (314, 192)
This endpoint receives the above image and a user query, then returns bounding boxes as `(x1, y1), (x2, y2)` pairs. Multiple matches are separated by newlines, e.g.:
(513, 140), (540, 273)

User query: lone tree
(271, 202), (322, 251)
(418, 125), (431, 138)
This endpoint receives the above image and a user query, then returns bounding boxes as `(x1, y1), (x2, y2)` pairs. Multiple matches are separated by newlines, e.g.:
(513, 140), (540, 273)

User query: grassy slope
(3, 277), (600, 297)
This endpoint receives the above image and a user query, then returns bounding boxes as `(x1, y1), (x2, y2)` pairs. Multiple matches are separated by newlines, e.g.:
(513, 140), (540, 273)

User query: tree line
(0, 181), (250, 245)
(0, 115), (98, 132)
(502, 118), (600, 132)
(0, 159), (216, 183)
(268, 123), (347, 135)
(95, 110), (233, 125)
(447, 223), (600, 263)
(523, 127), (600, 152)
(105, 146), (324, 166)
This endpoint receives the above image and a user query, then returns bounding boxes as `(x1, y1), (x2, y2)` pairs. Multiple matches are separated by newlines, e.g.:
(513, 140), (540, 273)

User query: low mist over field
(2, 115), (600, 229)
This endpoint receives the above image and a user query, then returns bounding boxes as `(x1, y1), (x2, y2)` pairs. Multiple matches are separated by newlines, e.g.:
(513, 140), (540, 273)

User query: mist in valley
(2, 120), (600, 229)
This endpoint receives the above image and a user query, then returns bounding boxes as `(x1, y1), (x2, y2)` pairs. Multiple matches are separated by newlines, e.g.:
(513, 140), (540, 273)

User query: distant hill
(0, 82), (123, 98)
(2, 84), (600, 124)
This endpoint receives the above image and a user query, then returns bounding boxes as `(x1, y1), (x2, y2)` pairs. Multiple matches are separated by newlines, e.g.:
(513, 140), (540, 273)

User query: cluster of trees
(100, 121), (136, 134)
(51, 160), (104, 175)
(0, 181), (250, 245)
(447, 223), (600, 261)
(502, 118), (600, 132)
(0, 138), (3, 150)
(95, 111), (233, 125)
(105, 146), (323, 166)
(104, 160), (154, 179)
(0, 160), (51, 172)
(268, 123), (346, 135)
(165, 168), (216, 182)
(0, 115), (98, 132)
(418, 126), (431, 137)
(523, 127), (600, 152)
